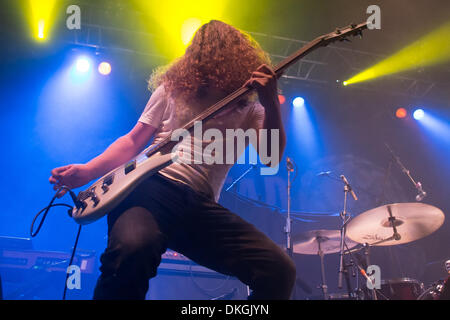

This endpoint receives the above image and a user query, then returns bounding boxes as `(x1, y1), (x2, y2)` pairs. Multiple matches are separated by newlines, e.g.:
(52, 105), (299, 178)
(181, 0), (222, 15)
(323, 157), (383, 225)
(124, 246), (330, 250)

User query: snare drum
(377, 278), (424, 300)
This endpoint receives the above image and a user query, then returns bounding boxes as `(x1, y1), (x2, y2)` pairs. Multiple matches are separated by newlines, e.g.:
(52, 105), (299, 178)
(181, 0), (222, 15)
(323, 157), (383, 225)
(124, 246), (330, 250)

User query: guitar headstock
(321, 21), (369, 45)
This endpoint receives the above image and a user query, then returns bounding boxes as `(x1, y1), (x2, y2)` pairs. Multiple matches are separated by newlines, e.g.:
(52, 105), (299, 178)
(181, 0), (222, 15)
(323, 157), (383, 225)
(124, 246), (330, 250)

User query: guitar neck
(145, 22), (367, 158)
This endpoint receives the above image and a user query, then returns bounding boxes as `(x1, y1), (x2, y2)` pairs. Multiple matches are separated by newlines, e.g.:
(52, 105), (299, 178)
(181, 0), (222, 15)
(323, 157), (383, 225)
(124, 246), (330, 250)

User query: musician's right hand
(49, 164), (93, 198)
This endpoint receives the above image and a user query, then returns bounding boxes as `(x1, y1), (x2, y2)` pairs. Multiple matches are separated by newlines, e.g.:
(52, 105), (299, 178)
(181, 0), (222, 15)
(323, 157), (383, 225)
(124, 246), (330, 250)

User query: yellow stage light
(26, 0), (59, 41)
(344, 21), (450, 86)
(181, 18), (202, 46)
(134, 0), (229, 59)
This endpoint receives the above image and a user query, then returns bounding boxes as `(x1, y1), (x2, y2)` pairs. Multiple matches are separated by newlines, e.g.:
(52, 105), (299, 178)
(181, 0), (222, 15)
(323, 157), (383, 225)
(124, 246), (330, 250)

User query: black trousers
(93, 174), (296, 300)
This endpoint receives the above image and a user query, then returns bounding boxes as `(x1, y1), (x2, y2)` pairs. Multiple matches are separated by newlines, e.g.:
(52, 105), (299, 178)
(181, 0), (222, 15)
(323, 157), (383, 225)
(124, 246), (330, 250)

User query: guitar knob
(89, 187), (100, 207)
(91, 194), (100, 207)
(101, 184), (109, 193)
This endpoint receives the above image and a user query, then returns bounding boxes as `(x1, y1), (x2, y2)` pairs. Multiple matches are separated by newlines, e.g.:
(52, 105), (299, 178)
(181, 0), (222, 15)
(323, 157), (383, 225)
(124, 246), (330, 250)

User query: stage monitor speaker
(146, 270), (248, 300)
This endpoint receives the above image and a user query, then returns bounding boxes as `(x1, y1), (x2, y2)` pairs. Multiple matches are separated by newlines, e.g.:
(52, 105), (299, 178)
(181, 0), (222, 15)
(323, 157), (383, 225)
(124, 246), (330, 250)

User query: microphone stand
(337, 175), (357, 296)
(225, 165), (257, 191)
(225, 165), (256, 298)
(286, 157), (297, 300)
(286, 158), (295, 257)
(385, 143), (427, 201)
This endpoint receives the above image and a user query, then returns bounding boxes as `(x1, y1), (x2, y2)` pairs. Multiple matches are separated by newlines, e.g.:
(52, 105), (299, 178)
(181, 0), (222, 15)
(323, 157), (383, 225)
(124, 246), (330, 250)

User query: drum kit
(292, 202), (448, 300)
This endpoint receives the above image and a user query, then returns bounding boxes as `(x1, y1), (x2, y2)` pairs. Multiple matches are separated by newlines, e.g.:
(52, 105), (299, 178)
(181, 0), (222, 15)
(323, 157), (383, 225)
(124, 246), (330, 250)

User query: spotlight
(181, 18), (202, 45)
(37, 20), (45, 39)
(395, 108), (407, 119)
(413, 109), (425, 120)
(98, 62), (112, 75)
(293, 97), (305, 108)
(278, 95), (286, 105)
(75, 57), (91, 73)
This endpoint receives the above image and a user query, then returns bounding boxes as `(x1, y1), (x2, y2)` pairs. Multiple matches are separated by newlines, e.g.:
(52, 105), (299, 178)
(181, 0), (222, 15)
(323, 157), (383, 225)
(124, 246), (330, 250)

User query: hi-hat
(347, 203), (445, 246)
(292, 229), (358, 255)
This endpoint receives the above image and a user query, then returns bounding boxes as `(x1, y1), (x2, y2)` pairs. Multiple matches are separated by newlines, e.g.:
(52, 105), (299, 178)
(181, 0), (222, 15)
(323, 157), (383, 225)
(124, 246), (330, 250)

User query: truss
(56, 2), (445, 100)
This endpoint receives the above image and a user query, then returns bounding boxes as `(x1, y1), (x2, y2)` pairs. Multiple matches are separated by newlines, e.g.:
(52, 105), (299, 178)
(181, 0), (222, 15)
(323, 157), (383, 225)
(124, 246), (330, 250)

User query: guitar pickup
(103, 173), (114, 186)
(124, 160), (136, 175)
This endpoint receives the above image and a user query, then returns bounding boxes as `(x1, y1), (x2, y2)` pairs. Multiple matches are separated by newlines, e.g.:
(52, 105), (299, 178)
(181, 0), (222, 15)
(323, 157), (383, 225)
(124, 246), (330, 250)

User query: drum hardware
(292, 229), (359, 300)
(285, 157), (297, 258)
(377, 278), (424, 300)
(346, 203), (445, 246)
(345, 202), (445, 300)
(385, 143), (427, 202)
(315, 171), (360, 295)
(342, 243), (393, 300)
(337, 174), (357, 292)
(418, 259), (450, 300)
(417, 279), (445, 300)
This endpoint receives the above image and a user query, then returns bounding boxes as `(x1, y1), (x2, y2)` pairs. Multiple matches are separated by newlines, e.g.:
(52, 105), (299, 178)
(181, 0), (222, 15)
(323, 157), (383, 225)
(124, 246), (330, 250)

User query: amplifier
(0, 249), (96, 276)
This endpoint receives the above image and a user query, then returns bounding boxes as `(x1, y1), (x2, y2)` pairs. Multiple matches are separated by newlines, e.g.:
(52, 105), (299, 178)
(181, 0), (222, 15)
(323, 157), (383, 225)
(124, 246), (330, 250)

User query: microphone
(316, 171), (332, 176)
(340, 175), (358, 201)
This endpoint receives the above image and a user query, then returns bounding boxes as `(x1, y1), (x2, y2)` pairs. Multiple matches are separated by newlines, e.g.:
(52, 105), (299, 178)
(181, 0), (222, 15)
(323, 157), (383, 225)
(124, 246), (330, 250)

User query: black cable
(62, 224), (82, 300)
(30, 186), (83, 300)
(30, 187), (74, 237)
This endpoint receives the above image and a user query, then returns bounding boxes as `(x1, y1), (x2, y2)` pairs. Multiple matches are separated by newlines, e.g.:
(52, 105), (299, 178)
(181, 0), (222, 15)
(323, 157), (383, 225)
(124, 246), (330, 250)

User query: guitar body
(72, 151), (176, 225)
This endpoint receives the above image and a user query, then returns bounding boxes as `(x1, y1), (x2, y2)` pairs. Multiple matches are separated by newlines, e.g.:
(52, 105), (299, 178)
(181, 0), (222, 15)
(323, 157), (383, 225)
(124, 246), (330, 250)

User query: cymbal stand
(317, 237), (329, 300)
(362, 243), (378, 300)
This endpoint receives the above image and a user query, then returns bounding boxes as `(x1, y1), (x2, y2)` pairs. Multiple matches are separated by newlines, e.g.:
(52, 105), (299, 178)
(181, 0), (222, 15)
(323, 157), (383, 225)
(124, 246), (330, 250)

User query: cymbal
(292, 229), (358, 255)
(347, 203), (445, 246)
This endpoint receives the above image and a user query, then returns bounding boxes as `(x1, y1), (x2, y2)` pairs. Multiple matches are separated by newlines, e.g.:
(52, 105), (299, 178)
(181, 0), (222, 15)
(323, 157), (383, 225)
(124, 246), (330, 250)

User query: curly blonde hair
(148, 20), (272, 102)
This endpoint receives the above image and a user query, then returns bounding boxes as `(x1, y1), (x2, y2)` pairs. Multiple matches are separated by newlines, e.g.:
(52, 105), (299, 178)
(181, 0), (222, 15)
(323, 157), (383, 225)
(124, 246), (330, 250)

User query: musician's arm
(49, 122), (156, 196)
(247, 64), (286, 167)
(85, 122), (157, 179)
(259, 100), (286, 166)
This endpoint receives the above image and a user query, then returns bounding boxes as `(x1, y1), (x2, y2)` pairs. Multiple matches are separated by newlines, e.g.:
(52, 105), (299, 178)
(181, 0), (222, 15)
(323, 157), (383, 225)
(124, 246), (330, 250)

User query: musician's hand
(244, 64), (279, 109)
(49, 164), (93, 198)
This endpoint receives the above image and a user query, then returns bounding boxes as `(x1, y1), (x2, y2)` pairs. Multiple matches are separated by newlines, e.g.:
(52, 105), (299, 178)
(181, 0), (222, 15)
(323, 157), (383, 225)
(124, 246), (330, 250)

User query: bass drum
(377, 278), (424, 300)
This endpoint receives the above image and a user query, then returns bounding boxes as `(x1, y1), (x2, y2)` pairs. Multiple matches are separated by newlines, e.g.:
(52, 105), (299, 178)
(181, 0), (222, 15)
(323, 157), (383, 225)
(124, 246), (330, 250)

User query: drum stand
(362, 243), (378, 300)
(317, 238), (329, 300)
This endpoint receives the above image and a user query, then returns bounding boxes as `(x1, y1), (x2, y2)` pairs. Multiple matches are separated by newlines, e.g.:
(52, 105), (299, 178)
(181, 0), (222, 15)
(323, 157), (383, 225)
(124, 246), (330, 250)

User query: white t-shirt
(138, 85), (265, 202)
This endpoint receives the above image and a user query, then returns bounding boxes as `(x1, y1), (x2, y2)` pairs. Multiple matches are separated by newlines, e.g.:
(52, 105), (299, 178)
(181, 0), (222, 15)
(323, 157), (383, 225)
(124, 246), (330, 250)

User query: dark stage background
(0, 0), (449, 299)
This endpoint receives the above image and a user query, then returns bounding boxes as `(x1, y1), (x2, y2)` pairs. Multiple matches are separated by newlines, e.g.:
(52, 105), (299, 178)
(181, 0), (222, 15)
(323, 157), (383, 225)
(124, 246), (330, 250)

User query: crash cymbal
(347, 203), (445, 246)
(292, 229), (358, 255)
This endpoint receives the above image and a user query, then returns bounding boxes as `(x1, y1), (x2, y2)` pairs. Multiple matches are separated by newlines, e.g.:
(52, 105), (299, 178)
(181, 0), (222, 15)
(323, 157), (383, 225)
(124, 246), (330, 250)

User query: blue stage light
(293, 97), (305, 108)
(413, 109), (425, 120)
(75, 57), (91, 73)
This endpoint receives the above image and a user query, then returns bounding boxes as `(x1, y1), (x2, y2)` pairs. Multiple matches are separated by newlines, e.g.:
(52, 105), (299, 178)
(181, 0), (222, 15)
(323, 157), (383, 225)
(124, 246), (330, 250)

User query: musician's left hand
(244, 64), (279, 109)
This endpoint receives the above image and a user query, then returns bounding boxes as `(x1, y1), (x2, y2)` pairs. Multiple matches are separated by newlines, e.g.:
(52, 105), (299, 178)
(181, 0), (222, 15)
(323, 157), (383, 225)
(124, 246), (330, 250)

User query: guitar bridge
(77, 186), (100, 208)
